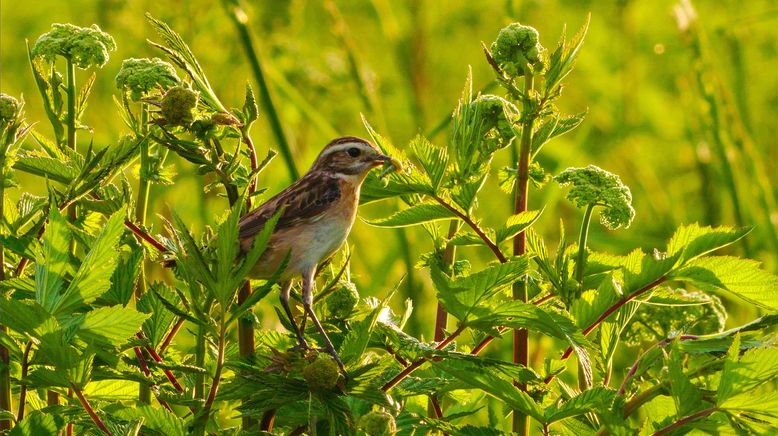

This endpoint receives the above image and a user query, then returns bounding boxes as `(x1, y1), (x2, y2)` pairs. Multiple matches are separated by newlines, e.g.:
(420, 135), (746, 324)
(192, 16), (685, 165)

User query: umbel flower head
(490, 22), (545, 77)
(555, 165), (635, 230)
(115, 58), (180, 101)
(31, 23), (116, 69)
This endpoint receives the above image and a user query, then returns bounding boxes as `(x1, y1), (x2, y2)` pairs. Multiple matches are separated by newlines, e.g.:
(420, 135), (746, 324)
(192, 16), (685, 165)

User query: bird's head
(310, 136), (393, 180)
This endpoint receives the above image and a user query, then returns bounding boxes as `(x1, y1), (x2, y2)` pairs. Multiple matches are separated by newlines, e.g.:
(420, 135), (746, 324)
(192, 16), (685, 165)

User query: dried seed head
(115, 57), (179, 101)
(160, 86), (198, 126)
(490, 23), (545, 77)
(358, 410), (397, 436)
(31, 23), (116, 69)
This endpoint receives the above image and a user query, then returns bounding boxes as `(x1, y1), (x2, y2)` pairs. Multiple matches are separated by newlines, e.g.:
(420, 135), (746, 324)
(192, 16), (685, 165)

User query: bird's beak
(369, 154), (392, 166)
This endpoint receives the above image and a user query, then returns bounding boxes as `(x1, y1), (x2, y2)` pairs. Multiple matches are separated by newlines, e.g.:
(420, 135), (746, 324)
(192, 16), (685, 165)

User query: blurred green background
(2, 0), (777, 342)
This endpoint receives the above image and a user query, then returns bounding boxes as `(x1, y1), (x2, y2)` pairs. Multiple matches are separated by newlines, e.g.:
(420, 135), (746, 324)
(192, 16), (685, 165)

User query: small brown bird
(238, 136), (393, 371)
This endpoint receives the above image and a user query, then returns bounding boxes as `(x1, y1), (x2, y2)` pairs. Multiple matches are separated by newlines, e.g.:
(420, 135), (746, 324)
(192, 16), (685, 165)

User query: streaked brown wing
(238, 172), (341, 240)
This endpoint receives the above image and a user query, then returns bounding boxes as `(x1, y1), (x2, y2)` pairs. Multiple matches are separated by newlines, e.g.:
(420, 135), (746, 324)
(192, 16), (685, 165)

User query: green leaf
(365, 203), (456, 228)
(242, 82), (258, 125)
(13, 154), (75, 184)
(720, 391), (778, 422)
(531, 111), (587, 157)
(9, 411), (65, 436)
(544, 386), (615, 423)
(108, 404), (186, 436)
(0, 298), (51, 335)
(495, 209), (543, 243)
(35, 208), (71, 312)
(468, 301), (593, 384)
(102, 246), (142, 306)
(411, 135), (448, 190)
(138, 283), (179, 347)
(672, 256), (778, 311)
(434, 258), (529, 321)
(339, 294), (390, 366)
(434, 358), (543, 421)
(77, 305), (149, 347)
(718, 336), (778, 403)
(667, 224), (749, 265)
(50, 210), (125, 316)
(668, 347), (704, 416)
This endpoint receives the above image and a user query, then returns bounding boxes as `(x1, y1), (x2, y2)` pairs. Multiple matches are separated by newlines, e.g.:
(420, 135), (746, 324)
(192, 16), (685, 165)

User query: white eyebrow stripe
(319, 141), (373, 157)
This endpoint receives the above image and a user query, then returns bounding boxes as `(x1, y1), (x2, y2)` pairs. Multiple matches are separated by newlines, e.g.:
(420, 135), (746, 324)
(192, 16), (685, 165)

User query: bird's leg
(279, 281), (309, 349)
(301, 269), (347, 374)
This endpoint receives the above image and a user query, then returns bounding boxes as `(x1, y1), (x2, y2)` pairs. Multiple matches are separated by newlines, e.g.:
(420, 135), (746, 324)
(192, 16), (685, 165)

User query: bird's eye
(347, 147), (361, 157)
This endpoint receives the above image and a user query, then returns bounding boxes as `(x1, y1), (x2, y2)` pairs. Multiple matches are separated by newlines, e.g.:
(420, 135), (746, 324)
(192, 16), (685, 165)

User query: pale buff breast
(249, 180), (359, 280)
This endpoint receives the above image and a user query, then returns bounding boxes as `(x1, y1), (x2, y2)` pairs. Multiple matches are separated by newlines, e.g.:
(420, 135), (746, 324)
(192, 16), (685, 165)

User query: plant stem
(382, 325), (464, 392)
(429, 220), (460, 418)
(575, 203), (595, 284)
(66, 58), (77, 152)
(223, 0), (298, 181)
(136, 103), (152, 405)
(652, 407), (718, 435)
(72, 383), (112, 435)
(544, 276), (668, 385)
(0, 180), (10, 432)
(15, 341), (32, 422)
(512, 71), (535, 436)
(193, 325), (227, 436)
(432, 195), (507, 263)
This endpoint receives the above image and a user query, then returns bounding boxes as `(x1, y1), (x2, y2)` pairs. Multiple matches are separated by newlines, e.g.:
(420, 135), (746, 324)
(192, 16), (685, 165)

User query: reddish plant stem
(432, 195), (507, 263)
(124, 220), (168, 253)
(15, 341), (33, 422)
(617, 334), (698, 396)
(544, 276), (668, 384)
(430, 395), (444, 419)
(244, 133), (259, 205)
(260, 410), (276, 432)
(382, 325), (464, 391)
(136, 333), (184, 393)
(385, 344), (409, 366)
(72, 384), (112, 435)
(652, 407), (719, 435)
(158, 318), (185, 355)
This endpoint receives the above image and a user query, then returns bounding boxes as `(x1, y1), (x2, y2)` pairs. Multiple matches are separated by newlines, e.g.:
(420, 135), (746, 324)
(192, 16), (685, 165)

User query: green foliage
(0, 6), (776, 436)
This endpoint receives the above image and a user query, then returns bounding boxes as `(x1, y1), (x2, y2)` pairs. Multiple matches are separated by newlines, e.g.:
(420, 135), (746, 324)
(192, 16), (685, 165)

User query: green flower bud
(554, 165), (635, 230)
(327, 281), (360, 319)
(302, 354), (340, 391)
(358, 410), (397, 436)
(160, 86), (198, 126)
(115, 58), (179, 101)
(31, 23), (116, 69)
(471, 94), (519, 139)
(0, 94), (20, 126)
(490, 23), (544, 77)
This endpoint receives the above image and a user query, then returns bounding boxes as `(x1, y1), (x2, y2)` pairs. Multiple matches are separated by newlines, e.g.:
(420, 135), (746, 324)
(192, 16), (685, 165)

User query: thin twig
(382, 325), (464, 392)
(72, 383), (112, 435)
(652, 407), (718, 435)
(432, 195), (507, 263)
